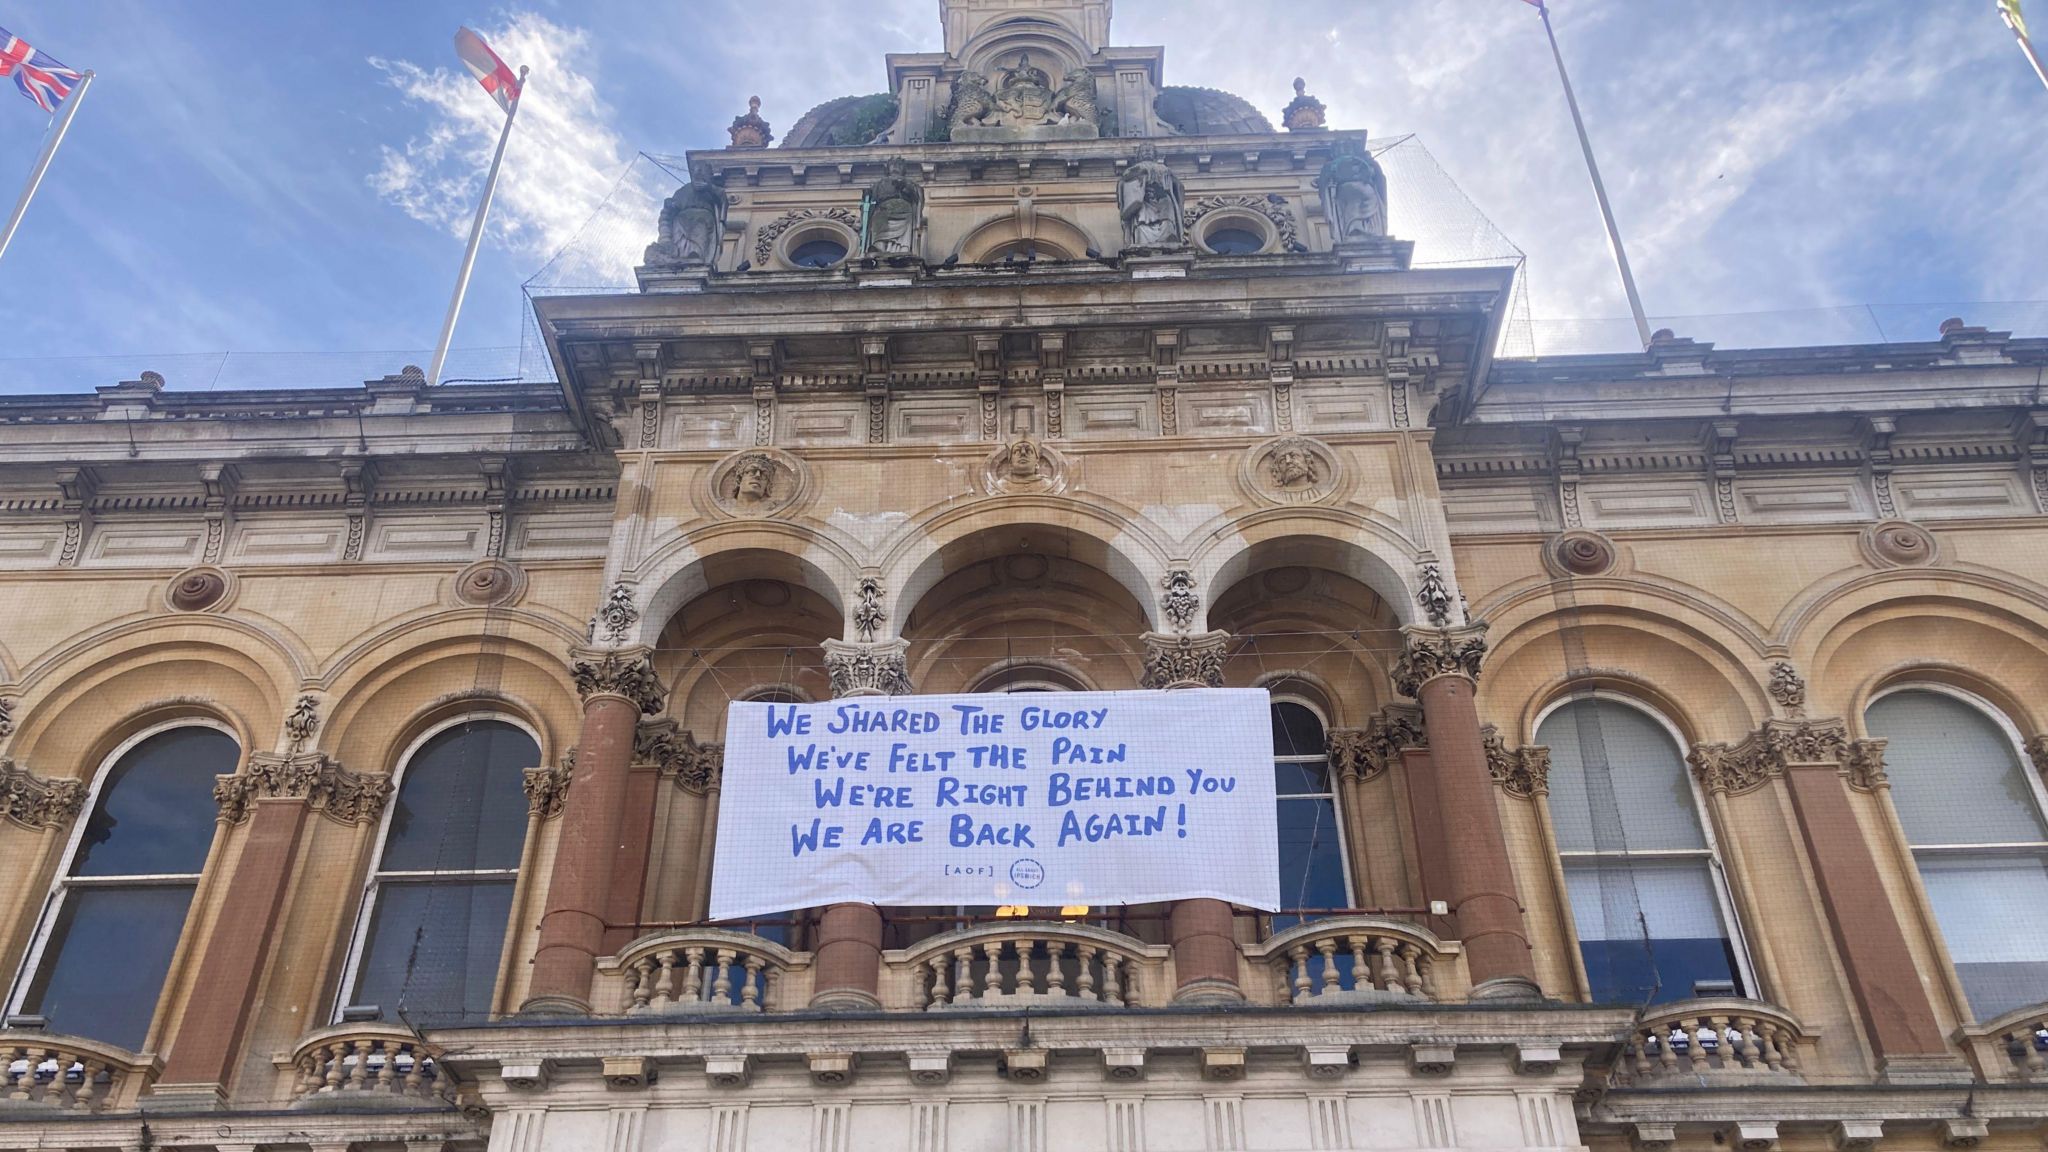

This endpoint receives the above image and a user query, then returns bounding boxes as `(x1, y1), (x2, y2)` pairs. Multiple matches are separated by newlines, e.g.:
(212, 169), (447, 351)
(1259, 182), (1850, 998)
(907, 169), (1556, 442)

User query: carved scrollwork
(0, 698), (14, 739)
(853, 576), (885, 643)
(636, 719), (725, 795)
(1844, 738), (1888, 792)
(571, 650), (666, 714)
(1482, 729), (1551, 799)
(0, 760), (85, 829)
(591, 582), (641, 645)
(1182, 194), (1302, 251)
(1767, 662), (1807, 716)
(1140, 631), (1229, 689)
(522, 754), (573, 819)
(1688, 719), (1887, 796)
(214, 753), (391, 826)
(1392, 626), (1488, 698)
(753, 207), (860, 265)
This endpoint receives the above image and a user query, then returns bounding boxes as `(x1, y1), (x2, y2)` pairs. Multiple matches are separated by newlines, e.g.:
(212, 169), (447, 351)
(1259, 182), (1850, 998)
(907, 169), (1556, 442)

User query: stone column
(1693, 722), (1965, 1082)
(1395, 625), (1541, 999)
(157, 752), (391, 1104)
(524, 648), (663, 1014)
(808, 640), (912, 1009)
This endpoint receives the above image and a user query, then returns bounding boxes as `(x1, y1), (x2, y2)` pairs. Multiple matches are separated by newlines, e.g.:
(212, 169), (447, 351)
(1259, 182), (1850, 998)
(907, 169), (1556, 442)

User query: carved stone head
(1005, 438), (1042, 480)
(734, 453), (775, 501)
(1269, 439), (1319, 488)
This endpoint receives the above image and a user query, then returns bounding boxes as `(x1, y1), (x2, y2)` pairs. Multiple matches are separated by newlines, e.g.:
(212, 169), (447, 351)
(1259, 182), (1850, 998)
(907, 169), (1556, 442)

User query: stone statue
(993, 52), (1058, 126)
(950, 71), (994, 129)
(1317, 139), (1388, 242)
(733, 452), (775, 504)
(1055, 68), (1098, 126)
(1004, 438), (1043, 482)
(861, 160), (923, 257)
(1118, 144), (1185, 249)
(1268, 438), (1320, 488)
(644, 180), (725, 267)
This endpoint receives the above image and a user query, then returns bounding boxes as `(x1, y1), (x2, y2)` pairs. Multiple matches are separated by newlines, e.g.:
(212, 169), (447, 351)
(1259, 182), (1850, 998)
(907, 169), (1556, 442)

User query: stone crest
(707, 447), (807, 518)
(1241, 435), (1339, 505)
(952, 55), (1100, 140)
(980, 438), (1067, 495)
(994, 53), (1058, 126)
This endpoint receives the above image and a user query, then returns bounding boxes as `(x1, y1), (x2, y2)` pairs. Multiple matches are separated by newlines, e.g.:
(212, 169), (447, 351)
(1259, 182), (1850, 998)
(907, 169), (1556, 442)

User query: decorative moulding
(453, 558), (527, 607)
(1544, 530), (1618, 578)
(0, 760), (86, 829)
(165, 564), (236, 613)
(980, 438), (1068, 496)
(1859, 519), (1938, 568)
(702, 447), (809, 520)
(1239, 434), (1342, 507)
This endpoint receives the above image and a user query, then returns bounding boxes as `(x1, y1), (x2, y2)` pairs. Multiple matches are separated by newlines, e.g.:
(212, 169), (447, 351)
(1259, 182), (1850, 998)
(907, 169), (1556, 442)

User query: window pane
(1277, 795), (1347, 911)
(381, 721), (538, 873)
(1540, 700), (1706, 853)
(1867, 692), (2047, 846)
(1275, 759), (1331, 796)
(1270, 702), (1325, 758)
(1917, 852), (2048, 1020)
(73, 727), (237, 877)
(1564, 857), (1737, 1004)
(349, 879), (515, 1024)
(23, 884), (195, 1049)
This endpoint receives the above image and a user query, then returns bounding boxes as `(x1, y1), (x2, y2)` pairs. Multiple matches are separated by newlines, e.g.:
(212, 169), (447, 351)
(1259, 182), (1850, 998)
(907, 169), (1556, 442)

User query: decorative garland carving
(1181, 194), (1302, 251)
(214, 753), (391, 826)
(853, 576), (885, 643)
(1326, 706), (1427, 783)
(823, 640), (913, 698)
(1687, 719), (1888, 796)
(636, 719), (725, 795)
(0, 698), (13, 739)
(1140, 631), (1229, 689)
(570, 650), (666, 714)
(1392, 626), (1488, 698)
(1482, 729), (1550, 799)
(0, 760), (85, 829)
(753, 207), (860, 265)
(1415, 564), (1453, 627)
(1159, 570), (1199, 633)
(592, 581), (641, 644)
(522, 754), (573, 819)
(1767, 662), (1807, 717)
(284, 695), (320, 754)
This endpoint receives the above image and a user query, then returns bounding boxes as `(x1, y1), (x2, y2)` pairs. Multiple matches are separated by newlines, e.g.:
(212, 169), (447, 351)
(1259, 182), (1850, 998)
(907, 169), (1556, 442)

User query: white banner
(708, 688), (1278, 920)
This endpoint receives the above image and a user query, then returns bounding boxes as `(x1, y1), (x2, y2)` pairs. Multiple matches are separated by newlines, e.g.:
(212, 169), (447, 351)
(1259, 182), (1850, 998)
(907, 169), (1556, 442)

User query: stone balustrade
(1612, 998), (1806, 1085)
(1957, 1002), (2048, 1083)
(1243, 918), (1457, 1006)
(0, 1032), (157, 1112)
(287, 1024), (450, 1104)
(892, 923), (1168, 1010)
(604, 929), (809, 1015)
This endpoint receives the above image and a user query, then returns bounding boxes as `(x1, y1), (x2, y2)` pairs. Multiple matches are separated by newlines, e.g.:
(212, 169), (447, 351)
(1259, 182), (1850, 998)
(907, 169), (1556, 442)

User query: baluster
(1077, 945), (1098, 1001)
(1049, 941), (1070, 996)
(1316, 938), (1341, 992)
(980, 941), (1001, 995)
(953, 947), (973, 1001)
(376, 1041), (399, 1092)
(1775, 1024), (1802, 1073)
(682, 948), (706, 1004)
(926, 956), (949, 1008)
(8, 1047), (31, 1101)
(712, 949), (737, 1003)
(405, 1047), (429, 1096)
(765, 966), (782, 1012)
(17, 1049), (43, 1103)
(742, 954), (765, 1008)
(1289, 944), (1312, 1002)
(1629, 1033), (1651, 1077)
(1366, 937), (1391, 992)
(652, 949), (679, 1007)
(1349, 936), (1372, 991)
(74, 1058), (103, 1111)
(1028, 940), (1046, 994)
(627, 956), (652, 1010)
(349, 1039), (375, 1089)
(1684, 1019), (1710, 1073)
(1655, 1025), (1680, 1074)
(1398, 942), (1425, 995)
(1736, 1017), (1764, 1070)
(1102, 954), (1124, 1007)
(323, 1042), (349, 1091)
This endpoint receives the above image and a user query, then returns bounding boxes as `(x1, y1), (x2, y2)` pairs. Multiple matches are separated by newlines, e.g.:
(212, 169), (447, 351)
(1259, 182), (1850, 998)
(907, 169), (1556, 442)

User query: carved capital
(522, 754), (573, 819)
(823, 639), (912, 698)
(570, 647), (665, 713)
(1327, 705), (1426, 782)
(1688, 719), (1887, 796)
(1482, 728), (1550, 799)
(2029, 733), (2048, 780)
(635, 718), (725, 795)
(0, 698), (15, 739)
(1139, 630), (1229, 689)
(215, 752), (391, 826)
(1393, 624), (1488, 698)
(0, 760), (85, 829)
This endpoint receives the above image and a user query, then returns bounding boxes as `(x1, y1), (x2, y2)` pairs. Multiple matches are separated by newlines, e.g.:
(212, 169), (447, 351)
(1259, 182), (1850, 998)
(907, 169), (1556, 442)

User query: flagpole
(0, 68), (92, 268)
(2002, 5), (2048, 92)
(427, 64), (527, 388)
(1536, 5), (1652, 349)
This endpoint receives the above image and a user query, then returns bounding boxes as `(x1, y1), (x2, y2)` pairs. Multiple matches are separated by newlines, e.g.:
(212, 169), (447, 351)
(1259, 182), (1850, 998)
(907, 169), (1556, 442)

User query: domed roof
(782, 93), (901, 149)
(1154, 86), (1273, 136)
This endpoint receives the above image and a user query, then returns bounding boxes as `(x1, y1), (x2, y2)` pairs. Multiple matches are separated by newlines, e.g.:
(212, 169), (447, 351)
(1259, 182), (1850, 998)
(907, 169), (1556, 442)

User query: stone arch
(954, 211), (1101, 264)
(957, 17), (1093, 79)
(1206, 543), (1404, 726)
(629, 522), (863, 648)
(1194, 512), (1428, 631)
(660, 575), (844, 738)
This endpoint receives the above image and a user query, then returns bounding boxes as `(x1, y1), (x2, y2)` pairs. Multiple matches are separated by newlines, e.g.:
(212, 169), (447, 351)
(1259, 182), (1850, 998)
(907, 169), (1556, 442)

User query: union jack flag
(0, 28), (82, 115)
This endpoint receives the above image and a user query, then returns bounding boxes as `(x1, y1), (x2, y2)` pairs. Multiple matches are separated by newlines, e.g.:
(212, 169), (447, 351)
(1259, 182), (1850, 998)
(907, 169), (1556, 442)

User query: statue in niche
(1004, 438), (1043, 482)
(1267, 437), (1320, 489)
(1317, 138), (1388, 242)
(993, 52), (1058, 126)
(1118, 144), (1185, 249)
(732, 452), (776, 505)
(1055, 68), (1098, 126)
(950, 71), (995, 129)
(861, 160), (924, 256)
(644, 179), (725, 267)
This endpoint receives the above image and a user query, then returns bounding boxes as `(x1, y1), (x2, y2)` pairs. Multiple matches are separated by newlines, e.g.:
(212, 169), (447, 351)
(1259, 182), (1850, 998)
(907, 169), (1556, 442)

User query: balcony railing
(890, 923), (1168, 1010)
(286, 1024), (451, 1105)
(602, 929), (809, 1015)
(1611, 998), (1807, 1085)
(0, 1032), (158, 1112)
(1958, 1002), (2048, 1083)
(1242, 917), (1458, 1006)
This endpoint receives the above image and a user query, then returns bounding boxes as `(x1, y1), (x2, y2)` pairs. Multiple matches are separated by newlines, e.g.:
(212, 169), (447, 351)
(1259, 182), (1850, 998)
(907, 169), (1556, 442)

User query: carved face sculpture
(1270, 441), (1318, 488)
(1005, 438), (1041, 480)
(734, 454), (775, 501)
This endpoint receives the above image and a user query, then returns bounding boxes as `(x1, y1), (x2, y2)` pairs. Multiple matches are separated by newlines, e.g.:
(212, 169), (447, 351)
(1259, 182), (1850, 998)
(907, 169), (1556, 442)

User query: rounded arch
(957, 17), (1093, 79)
(630, 522), (863, 648)
(955, 212), (1099, 264)
(1773, 564), (2048, 653)
(1194, 514), (1424, 630)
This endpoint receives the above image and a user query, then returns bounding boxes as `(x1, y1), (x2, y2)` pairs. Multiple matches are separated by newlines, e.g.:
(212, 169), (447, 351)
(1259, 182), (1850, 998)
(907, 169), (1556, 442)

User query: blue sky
(0, 0), (2042, 387)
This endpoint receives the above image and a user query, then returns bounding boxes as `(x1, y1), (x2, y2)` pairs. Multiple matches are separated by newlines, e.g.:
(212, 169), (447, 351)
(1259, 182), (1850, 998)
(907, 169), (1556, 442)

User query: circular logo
(1009, 858), (1045, 890)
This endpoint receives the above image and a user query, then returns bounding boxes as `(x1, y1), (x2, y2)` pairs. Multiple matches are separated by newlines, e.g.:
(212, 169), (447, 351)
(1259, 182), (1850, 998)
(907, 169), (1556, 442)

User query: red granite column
(524, 648), (661, 1014)
(1169, 898), (1242, 1002)
(807, 639), (910, 1009)
(1399, 625), (1541, 999)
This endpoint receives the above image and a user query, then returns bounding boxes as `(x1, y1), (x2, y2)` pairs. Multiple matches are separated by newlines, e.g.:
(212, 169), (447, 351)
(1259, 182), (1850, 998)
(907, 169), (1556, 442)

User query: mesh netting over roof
(518, 135), (1535, 378)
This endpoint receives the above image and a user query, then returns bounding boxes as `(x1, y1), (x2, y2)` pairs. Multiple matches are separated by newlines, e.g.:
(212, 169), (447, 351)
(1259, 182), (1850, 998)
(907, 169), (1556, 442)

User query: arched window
(1539, 697), (1748, 1005)
(10, 724), (238, 1049)
(340, 717), (538, 1025)
(1865, 688), (2048, 1020)
(1273, 698), (1348, 928)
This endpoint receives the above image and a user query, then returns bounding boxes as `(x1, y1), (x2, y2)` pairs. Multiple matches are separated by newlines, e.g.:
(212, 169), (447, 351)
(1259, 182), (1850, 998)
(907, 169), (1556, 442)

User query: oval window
(1204, 226), (1264, 255)
(789, 237), (848, 268)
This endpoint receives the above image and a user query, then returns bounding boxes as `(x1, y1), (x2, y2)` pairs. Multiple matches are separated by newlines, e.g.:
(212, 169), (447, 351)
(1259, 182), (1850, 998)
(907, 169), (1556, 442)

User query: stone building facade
(0, 2), (2045, 1150)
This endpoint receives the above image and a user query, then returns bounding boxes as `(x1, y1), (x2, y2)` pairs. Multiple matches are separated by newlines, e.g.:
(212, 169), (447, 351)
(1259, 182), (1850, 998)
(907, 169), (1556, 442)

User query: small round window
(789, 237), (848, 268)
(1204, 226), (1265, 255)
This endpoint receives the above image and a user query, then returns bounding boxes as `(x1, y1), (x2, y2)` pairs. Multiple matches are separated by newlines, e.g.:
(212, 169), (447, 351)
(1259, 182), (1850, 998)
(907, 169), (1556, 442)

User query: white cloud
(369, 13), (630, 264)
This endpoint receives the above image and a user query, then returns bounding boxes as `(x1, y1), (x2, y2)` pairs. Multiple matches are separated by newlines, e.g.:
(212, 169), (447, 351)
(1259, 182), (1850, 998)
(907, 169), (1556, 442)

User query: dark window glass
(1272, 701), (1344, 929)
(350, 879), (515, 1024)
(380, 721), (537, 873)
(789, 238), (847, 268)
(1271, 701), (1325, 758)
(73, 727), (236, 877)
(1205, 227), (1264, 255)
(22, 884), (195, 1050)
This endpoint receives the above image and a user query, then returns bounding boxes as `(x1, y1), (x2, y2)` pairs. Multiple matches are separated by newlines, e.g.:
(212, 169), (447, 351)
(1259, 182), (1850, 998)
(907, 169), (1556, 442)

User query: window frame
(5, 716), (240, 1041)
(1269, 694), (1356, 914)
(332, 711), (543, 1024)
(1531, 691), (1759, 1001)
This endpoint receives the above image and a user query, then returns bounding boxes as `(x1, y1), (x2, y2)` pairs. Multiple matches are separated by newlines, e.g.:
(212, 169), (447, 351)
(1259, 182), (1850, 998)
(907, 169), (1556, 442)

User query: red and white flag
(454, 27), (520, 113)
